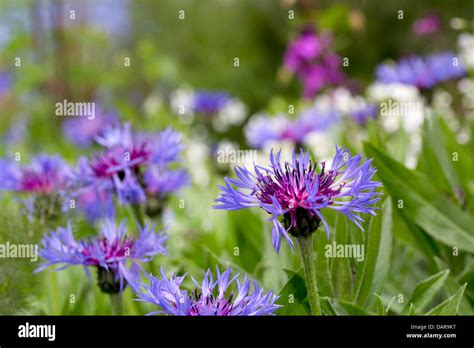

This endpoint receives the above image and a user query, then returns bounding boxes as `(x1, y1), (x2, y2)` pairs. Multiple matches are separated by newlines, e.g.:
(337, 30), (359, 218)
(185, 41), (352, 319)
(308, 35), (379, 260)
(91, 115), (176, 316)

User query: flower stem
(109, 293), (123, 315)
(297, 234), (322, 315)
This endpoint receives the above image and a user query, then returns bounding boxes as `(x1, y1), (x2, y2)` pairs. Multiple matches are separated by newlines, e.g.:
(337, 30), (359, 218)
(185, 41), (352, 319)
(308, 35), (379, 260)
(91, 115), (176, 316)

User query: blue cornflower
(193, 91), (231, 115)
(376, 51), (466, 89)
(215, 147), (381, 252)
(135, 267), (279, 316)
(36, 220), (167, 293)
(78, 123), (187, 206)
(350, 103), (378, 126)
(0, 154), (73, 219)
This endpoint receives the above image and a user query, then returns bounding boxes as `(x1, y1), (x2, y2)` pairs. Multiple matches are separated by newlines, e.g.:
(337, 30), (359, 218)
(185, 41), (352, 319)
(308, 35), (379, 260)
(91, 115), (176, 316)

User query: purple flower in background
(350, 103), (378, 125)
(76, 123), (187, 214)
(62, 110), (118, 148)
(193, 91), (231, 115)
(36, 220), (167, 293)
(376, 52), (466, 89)
(215, 148), (381, 252)
(284, 27), (345, 98)
(0, 71), (12, 98)
(0, 154), (73, 219)
(135, 267), (279, 316)
(0, 154), (71, 194)
(412, 14), (440, 36)
(245, 106), (339, 148)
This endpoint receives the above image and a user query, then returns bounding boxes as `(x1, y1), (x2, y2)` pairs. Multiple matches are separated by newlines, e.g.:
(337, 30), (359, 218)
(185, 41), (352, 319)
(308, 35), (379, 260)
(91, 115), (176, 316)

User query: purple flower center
(91, 142), (152, 178)
(189, 291), (235, 316)
(257, 159), (343, 236)
(19, 169), (63, 193)
(82, 236), (136, 266)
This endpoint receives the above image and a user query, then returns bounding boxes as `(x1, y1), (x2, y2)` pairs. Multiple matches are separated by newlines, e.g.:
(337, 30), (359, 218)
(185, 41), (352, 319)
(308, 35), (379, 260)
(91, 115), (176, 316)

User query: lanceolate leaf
(276, 269), (310, 315)
(374, 294), (386, 315)
(355, 198), (392, 306)
(402, 270), (449, 314)
(331, 215), (353, 301)
(426, 283), (467, 315)
(364, 143), (474, 253)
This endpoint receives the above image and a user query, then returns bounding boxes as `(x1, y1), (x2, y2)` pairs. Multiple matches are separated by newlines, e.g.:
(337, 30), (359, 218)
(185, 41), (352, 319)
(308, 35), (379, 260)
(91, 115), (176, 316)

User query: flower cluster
(73, 123), (188, 220)
(135, 267), (279, 316)
(376, 51), (466, 89)
(36, 220), (167, 293)
(284, 27), (345, 98)
(215, 148), (381, 251)
(245, 104), (339, 149)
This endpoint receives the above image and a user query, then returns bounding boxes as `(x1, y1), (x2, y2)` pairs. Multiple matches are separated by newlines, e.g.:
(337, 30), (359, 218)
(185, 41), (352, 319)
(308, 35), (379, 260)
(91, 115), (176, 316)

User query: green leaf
(276, 269), (310, 315)
(314, 230), (334, 298)
(402, 270), (449, 314)
(426, 283), (467, 315)
(331, 215), (353, 301)
(372, 198), (393, 294)
(408, 303), (416, 316)
(374, 294), (386, 315)
(364, 143), (474, 253)
(325, 298), (373, 315)
(320, 297), (338, 315)
(355, 198), (392, 306)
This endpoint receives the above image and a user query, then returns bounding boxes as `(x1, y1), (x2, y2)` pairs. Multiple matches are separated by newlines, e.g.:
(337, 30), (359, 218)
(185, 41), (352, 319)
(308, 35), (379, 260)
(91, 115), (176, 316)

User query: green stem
(297, 234), (322, 315)
(131, 204), (145, 227)
(109, 293), (123, 315)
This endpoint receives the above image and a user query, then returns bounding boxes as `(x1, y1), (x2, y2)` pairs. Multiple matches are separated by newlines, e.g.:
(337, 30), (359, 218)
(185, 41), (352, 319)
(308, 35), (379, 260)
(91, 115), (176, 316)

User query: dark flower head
(36, 220), (167, 293)
(376, 51), (466, 90)
(135, 267), (279, 316)
(215, 147), (381, 252)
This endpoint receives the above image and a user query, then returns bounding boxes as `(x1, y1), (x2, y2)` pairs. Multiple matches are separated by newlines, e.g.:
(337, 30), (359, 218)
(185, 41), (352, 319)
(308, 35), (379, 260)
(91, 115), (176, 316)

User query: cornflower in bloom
(135, 267), (279, 316)
(78, 123), (188, 209)
(36, 220), (167, 293)
(0, 154), (72, 220)
(284, 27), (345, 98)
(214, 147), (381, 252)
(376, 52), (466, 90)
(245, 105), (339, 149)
